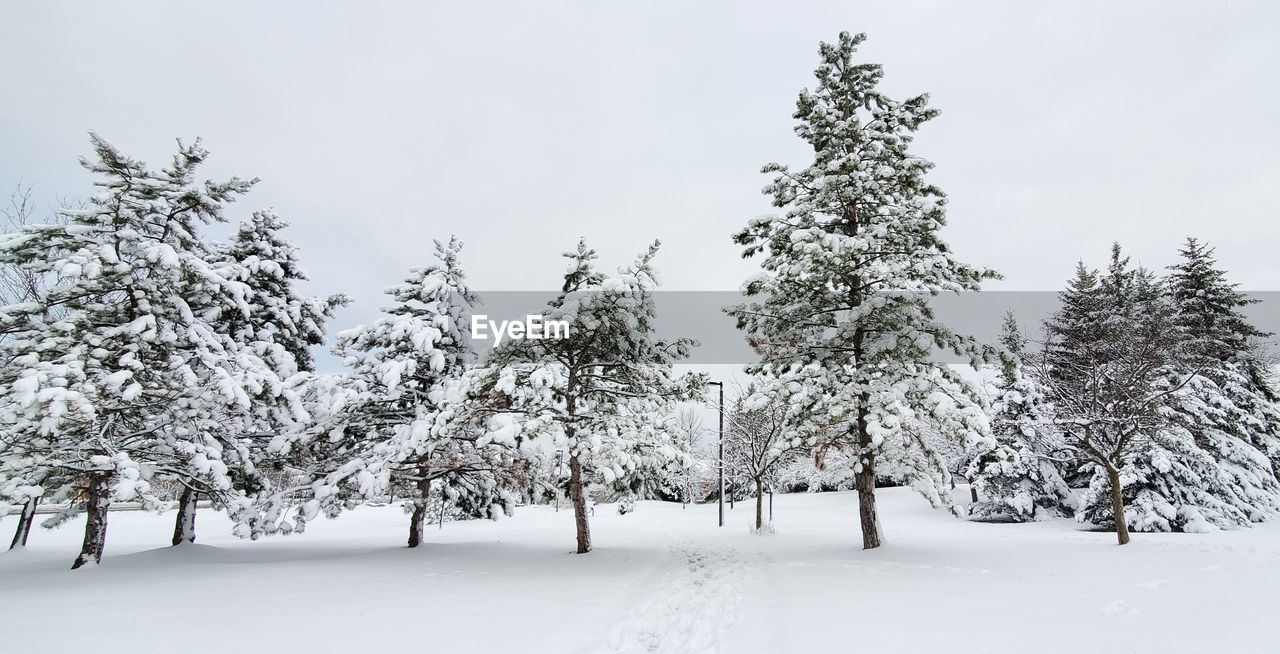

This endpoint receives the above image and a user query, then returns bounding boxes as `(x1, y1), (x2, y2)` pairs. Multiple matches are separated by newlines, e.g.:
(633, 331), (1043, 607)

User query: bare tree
(669, 407), (716, 508)
(724, 385), (806, 530)
(0, 185), (53, 305)
(1034, 256), (1195, 545)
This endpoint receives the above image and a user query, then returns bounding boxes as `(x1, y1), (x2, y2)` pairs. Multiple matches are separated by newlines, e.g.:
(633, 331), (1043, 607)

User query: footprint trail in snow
(605, 543), (748, 654)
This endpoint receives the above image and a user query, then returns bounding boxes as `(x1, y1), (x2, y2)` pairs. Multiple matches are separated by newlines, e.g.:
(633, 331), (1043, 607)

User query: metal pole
(711, 381), (725, 528)
(438, 487), (446, 529)
(554, 449), (562, 512)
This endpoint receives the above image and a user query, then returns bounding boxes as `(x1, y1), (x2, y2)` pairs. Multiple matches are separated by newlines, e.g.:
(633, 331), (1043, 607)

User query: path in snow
(6, 489), (1280, 653)
(604, 541), (749, 653)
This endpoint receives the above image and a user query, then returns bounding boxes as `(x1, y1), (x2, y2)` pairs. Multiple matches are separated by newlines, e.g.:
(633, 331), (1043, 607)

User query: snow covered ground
(2, 487), (1277, 654)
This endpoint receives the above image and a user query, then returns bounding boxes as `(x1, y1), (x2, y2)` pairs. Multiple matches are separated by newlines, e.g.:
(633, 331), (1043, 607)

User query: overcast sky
(2, 1), (1277, 359)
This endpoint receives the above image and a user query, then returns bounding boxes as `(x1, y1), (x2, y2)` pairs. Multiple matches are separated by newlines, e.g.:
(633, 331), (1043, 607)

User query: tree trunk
(72, 473), (110, 570)
(565, 367), (591, 554)
(1107, 466), (1130, 545)
(568, 455), (592, 553)
(851, 301), (881, 549)
(170, 486), (198, 546)
(9, 495), (38, 550)
(853, 399), (884, 549)
(754, 478), (764, 530)
(438, 486), (446, 529)
(854, 455), (881, 549)
(407, 465), (431, 548)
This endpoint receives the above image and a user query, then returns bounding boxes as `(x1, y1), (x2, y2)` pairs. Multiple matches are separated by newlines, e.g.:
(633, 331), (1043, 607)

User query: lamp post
(707, 380), (725, 527)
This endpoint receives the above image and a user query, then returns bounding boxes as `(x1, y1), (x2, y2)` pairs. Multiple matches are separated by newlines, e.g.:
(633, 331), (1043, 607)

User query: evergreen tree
(1158, 238), (1280, 527)
(219, 210), (349, 375)
(727, 32), (997, 549)
(469, 239), (705, 553)
(168, 210), (346, 546)
(1168, 237), (1280, 468)
(1169, 238), (1272, 366)
(0, 184), (71, 550)
(1042, 263), (1106, 389)
(0, 134), (296, 568)
(260, 237), (519, 547)
(1039, 262), (1108, 488)
(966, 311), (1074, 522)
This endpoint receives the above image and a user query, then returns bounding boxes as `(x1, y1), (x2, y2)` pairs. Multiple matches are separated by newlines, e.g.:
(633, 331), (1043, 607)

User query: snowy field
(2, 488), (1278, 654)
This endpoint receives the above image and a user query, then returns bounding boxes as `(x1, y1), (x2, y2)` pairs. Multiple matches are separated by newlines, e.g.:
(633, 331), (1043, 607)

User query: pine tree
(0, 134), (295, 568)
(1039, 262), (1108, 488)
(0, 185), (71, 549)
(259, 237), (520, 547)
(727, 32), (998, 549)
(1042, 263), (1106, 387)
(219, 210), (349, 375)
(1168, 238), (1280, 467)
(1159, 238), (1280, 527)
(166, 210), (348, 546)
(966, 311), (1074, 522)
(604, 415), (700, 510)
(469, 239), (705, 553)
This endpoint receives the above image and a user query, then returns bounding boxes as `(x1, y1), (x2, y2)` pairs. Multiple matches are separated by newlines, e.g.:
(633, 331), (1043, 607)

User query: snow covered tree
(1039, 262), (1109, 489)
(164, 210), (348, 546)
(1042, 264), (1107, 386)
(966, 311), (1074, 522)
(261, 237), (520, 547)
(1168, 238), (1280, 469)
(1038, 245), (1197, 544)
(602, 414), (701, 508)
(468, 239), (705, 553)
(727, 32), (997, 549)
(728, 381), (806, 530)
(0, 134), (299, 568)
(1157, 239), (1280, 528)
(218, 210), (348, 375)
(1044, 244), (1280, 538)
(0, 184), (71, 549)
(0, 185), (64, 307)
(666, 407), (717, 507)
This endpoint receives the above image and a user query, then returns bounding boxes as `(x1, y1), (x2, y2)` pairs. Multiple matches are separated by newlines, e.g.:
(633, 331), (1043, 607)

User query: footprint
(1102, 600), (1141, 618)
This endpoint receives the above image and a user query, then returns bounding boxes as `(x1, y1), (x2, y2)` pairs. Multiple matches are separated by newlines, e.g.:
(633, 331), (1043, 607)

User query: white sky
(2, 1), (1277, 355)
